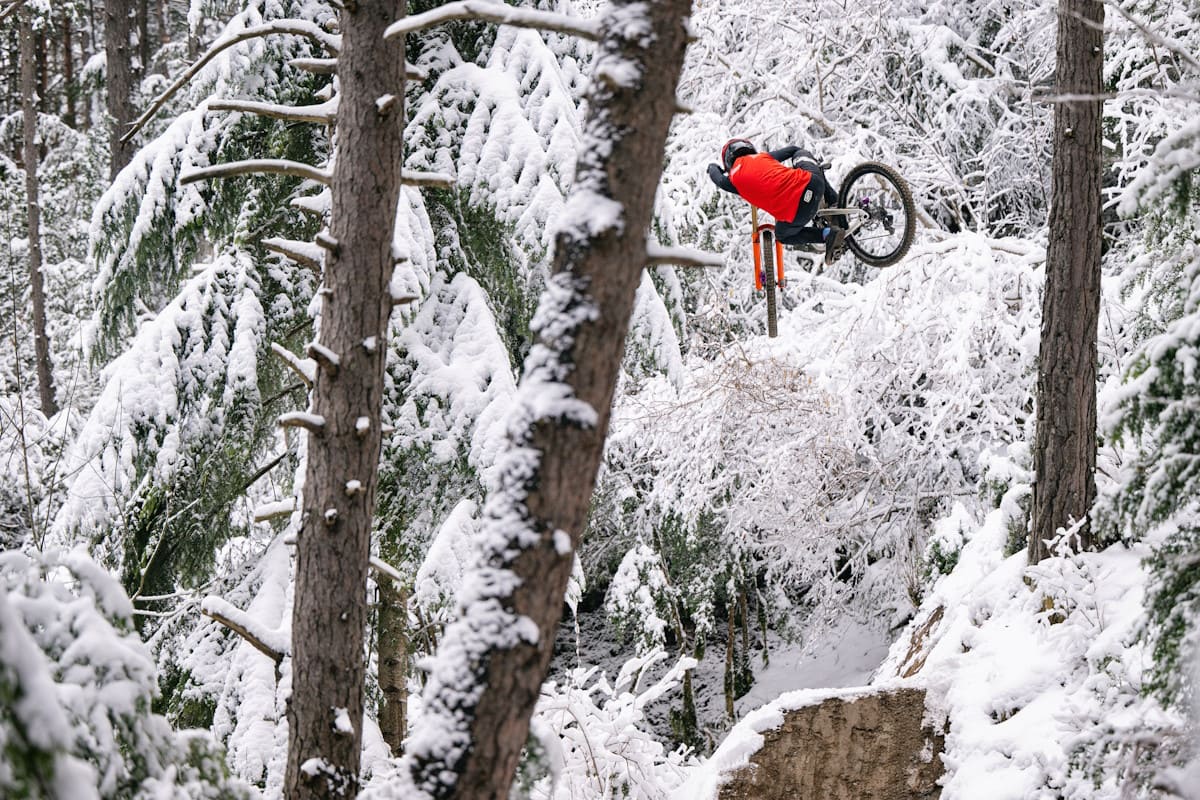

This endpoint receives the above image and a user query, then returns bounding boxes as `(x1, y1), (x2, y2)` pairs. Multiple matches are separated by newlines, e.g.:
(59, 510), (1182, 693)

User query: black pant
(774, 160), (839, 245)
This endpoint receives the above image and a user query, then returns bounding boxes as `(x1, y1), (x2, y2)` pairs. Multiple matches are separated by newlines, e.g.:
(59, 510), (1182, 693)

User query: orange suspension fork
(751, 206), (763, 290)
(750, 206), (786, 290)
(775, 234), (785, 287)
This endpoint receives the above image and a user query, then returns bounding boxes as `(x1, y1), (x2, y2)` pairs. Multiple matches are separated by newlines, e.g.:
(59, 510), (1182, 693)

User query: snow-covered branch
(278, 411), (326, 434)
(270, 342), (317, 387)
(0, 0), (26, 24)
(306, 342), (340, 377)
(179, 159), (331, 186)
(369, 556), (404, 583)
(263, 237), (324, 273)
(201, 596), (288, 665)
(122, 20), (341, 143)
(1104, 0), (1200, 73)
(645, 244), (724, 269)
(289, 56), (338, 75)
(208, 98), (338, 124)
(384, 0), (600, 42)
(399, 170), (456, 188)
(287, 57), (428, 82)
(253, 497), (297, 522)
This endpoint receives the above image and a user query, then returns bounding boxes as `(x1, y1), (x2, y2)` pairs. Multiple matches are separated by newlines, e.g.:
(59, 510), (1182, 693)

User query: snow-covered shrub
(923, 502), (973, 580)
(521, 651), (695, 800)
(877, 506), (1184, 799)
(605, 540), (677, 655)
(0, 548), (249, 799)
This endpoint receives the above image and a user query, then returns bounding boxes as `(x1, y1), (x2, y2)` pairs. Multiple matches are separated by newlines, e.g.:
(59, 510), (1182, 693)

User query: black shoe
(824, 227), (847, 265)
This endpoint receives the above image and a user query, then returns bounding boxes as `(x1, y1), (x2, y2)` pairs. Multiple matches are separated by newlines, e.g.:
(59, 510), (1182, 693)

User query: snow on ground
(677, 499), (1168, 799)
(735, 615), (892, 714)
(876, 504), (1171, 799)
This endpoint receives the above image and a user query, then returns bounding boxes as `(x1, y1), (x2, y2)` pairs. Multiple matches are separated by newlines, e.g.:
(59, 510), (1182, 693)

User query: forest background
(2, 0), (1200, 798)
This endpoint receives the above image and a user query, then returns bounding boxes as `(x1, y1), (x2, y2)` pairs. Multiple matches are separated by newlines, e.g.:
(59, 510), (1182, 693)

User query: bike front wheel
(837, 162), (916, 268)
(761, 228), (778, 338)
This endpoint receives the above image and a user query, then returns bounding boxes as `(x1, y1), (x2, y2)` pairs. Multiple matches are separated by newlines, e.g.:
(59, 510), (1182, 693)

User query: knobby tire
(838, 162), (916, 268)
(762, 228), (778, 338)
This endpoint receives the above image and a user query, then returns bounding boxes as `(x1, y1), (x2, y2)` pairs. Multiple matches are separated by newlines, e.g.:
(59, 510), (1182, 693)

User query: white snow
(307, 341), (340, 367)
(279, 411), (326, 428)
(253, 498), (297, 521)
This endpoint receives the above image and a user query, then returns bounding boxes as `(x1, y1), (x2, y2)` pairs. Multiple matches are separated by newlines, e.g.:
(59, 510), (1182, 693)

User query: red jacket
(728, 153), (813, 222)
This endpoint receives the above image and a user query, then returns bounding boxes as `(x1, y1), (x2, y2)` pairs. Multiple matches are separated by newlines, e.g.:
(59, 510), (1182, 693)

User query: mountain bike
(751, 160), (916, 337)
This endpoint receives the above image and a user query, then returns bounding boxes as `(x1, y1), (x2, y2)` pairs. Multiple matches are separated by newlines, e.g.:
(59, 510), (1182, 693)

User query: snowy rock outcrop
(679, 686), (944, 800)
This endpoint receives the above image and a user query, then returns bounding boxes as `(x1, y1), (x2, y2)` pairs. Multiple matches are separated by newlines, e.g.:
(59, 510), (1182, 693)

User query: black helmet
(721, 138), (756, 171)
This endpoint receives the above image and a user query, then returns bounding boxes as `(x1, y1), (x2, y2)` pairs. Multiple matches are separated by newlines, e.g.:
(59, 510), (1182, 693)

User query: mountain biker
(707, 138), (846, 264)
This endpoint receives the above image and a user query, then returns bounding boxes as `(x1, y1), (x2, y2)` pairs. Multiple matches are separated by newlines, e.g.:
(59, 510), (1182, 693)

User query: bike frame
(814, 206), (870, 237)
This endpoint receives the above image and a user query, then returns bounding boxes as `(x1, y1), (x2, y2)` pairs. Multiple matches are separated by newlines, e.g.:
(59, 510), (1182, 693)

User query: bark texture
(377, 579), (409, 753)
(283, 1), (407, 797)
(1030, 0), (1104, 562)
(105, 0), (135, 178)
(404, 2), (693, 798)
(20, 7), (58, 417)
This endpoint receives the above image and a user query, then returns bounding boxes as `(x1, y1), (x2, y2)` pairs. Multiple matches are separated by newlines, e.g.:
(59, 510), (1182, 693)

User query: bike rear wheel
(761, 228), (778, 338)
(837, 162), (916, 268)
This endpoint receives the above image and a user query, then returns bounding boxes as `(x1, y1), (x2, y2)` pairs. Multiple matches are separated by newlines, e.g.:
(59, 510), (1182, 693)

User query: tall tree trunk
(20, 7), (58, 418)
(63, 15), (77, 128)
(283, 0), (407, 797)
(5, 27), (16, 122)
(87, 0), (98, 54)
(105, 0), (135, 178)
(35, 26), (47, 113)
(401, 2), (693, 797)
(377, 578), (409, 753)
(156, 0), (168, 46)
(1030, 0), (1104, 562)
(136, 0), (150, 76)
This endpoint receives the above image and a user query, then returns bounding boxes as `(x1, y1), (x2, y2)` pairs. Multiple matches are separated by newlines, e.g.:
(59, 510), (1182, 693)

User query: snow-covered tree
(0, 548), (250, 799)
